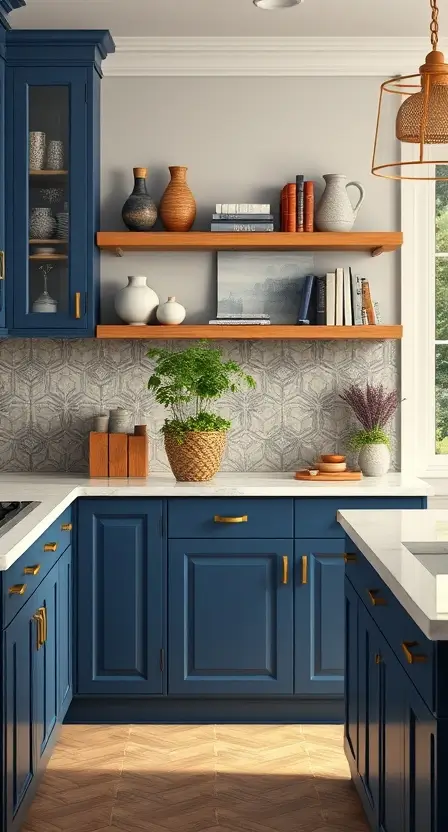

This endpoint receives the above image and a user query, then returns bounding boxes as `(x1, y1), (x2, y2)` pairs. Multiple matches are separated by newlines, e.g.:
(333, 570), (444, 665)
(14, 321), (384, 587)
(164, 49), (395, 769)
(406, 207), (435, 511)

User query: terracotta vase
(160, 166), (196, 232)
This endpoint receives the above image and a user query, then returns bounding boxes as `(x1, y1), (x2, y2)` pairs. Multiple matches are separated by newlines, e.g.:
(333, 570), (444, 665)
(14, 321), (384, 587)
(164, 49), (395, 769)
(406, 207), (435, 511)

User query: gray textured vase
(122, 167), (157, 232)
(30, 208), (56, 240)
(315, 174), (365, 232)
(29, 131), (46, 170)
(358, 443), (390, 477)
(46, 140), (64, 171)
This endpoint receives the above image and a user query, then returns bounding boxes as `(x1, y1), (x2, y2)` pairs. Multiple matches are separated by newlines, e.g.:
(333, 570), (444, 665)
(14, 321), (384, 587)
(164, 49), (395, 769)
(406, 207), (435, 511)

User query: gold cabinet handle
(61, 523), (72, 532)
(301, 555), (308, 585)
(282, 555), (289, 585)
(9, 583), (27, 595)
(44, 543), (58, 552)
(41, 606), (47, 644)
(344, 553), (357, 563)
(74, 292), (81, 319)
(375, 653), (382, 664)
(368, 589), (387, 607)
(24, 564), (41, 576)
(401, 641), (428, 664)
(214, 515), (248, 524)
(33, 610), (44, 650)
(0, 250), (5, 280)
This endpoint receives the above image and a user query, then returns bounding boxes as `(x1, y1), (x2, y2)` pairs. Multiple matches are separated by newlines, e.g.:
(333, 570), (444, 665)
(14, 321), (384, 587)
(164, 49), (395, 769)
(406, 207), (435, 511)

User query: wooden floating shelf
(29, 239), (67, 245)
(96, 325), (403, 341)
(29, 169), (68, 176)
(29, 254), (68, 261)
(96, 231), (403, 257)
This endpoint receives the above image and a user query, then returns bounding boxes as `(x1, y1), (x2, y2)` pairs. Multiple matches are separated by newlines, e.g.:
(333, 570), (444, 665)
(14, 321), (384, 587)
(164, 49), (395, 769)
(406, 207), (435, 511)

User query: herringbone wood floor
(23, 724), (369, 832)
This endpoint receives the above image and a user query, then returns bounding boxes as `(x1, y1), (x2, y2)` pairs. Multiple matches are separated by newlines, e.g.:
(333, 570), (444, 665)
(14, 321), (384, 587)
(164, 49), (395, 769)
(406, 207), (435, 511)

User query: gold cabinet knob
(214, 515), (248, 524)
(24, 564), (41, 576)
(401, 641), (428, 664)
(61, 523), (72, 532)
(368, 589), (387, 606)
(9, 583), (27, 595)
(44, 542), (58, 552)
(344, 553), (357, 563)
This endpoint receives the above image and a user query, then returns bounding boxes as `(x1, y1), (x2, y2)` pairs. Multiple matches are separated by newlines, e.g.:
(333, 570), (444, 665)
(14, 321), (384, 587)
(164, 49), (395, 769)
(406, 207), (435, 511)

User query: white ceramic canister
(114, 276), (159, 325)
(358, 443), (391, 477)
(156, 296), (186, 325)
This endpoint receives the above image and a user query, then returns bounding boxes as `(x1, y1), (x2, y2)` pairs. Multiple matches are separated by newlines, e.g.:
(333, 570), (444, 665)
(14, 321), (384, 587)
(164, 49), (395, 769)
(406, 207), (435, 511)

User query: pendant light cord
(431, 0), (439, 50)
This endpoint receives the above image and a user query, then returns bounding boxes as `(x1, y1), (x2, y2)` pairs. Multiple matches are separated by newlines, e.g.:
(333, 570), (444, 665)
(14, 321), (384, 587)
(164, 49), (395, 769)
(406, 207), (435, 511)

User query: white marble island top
(0, 472), (430, 571)
(338, 508), (448, 640)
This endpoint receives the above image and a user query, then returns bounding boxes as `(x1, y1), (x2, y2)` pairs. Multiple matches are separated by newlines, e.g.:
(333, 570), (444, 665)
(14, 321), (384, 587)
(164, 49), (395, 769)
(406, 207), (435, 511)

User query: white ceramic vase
(315, 174), (365, 232)
(358, 443), (390, 477)
(156, 296), (186, 325)
(114, 275), (159, 325)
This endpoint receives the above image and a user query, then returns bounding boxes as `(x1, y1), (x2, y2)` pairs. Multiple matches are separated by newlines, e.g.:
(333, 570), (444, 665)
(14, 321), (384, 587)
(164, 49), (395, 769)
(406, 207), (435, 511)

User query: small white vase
(315, 174), (365, 232)
(358, 443), (391, 477)
(156, 296), (186, 325)
(114, 276), (159, 325)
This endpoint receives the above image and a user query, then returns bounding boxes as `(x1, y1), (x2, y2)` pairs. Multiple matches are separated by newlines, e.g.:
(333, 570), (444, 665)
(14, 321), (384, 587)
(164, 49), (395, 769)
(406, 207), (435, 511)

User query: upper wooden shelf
(96, 325), (403, 341)
(96, 231), (403, 257)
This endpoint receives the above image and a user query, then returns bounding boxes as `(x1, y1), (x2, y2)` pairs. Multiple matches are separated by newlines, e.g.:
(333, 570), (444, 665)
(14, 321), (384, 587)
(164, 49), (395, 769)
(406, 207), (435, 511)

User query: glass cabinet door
(11, 67), (88, 332)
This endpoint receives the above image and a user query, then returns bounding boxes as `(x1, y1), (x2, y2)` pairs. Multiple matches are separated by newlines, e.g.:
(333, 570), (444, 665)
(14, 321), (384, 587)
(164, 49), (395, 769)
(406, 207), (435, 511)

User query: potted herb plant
(340, 383), (399, 476)
(147, 342), (255, 481)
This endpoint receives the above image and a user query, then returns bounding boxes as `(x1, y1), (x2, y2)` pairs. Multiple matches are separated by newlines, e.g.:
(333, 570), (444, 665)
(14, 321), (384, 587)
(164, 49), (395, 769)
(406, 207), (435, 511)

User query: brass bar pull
(74, 292), (81, 319)
(401, 641), (428, 665)
(214, 515), (248, 524)
(37, 606), (47, 645)
(44, 543), (58, 552)
(33, 611), (44, 650)
(301, 555), (308, 585)
(282, 556), (289, 585)
(24, 565), (41, 576)
(344, 553), (357, 563)
(0, 250), (5, 280)
(9, 583), (27, 595)
(375, 654), (382, 665)
(61, 523), (72, 532)
(368, 589), (387, 607)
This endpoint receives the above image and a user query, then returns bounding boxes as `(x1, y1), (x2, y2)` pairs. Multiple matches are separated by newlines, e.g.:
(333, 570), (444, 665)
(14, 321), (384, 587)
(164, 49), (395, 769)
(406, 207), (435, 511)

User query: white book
(325, 272), (336, 326)
(352, 272), (363, 325)
(335, 268), (344, 325)
(216, 203), (270, 214)
(373, 301), (381, 324)
(343, 267), (353, 326)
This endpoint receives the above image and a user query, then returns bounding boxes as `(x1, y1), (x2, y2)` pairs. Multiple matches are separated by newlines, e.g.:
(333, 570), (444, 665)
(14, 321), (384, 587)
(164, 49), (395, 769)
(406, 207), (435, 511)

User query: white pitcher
(315, 174), (365, 232)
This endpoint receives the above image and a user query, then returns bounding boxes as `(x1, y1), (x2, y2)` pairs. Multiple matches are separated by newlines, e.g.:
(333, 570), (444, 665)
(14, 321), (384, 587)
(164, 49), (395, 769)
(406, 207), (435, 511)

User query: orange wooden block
(128, 434), (148, 478)
(89, 432), (108, 477)
(108, 433), (128, 477)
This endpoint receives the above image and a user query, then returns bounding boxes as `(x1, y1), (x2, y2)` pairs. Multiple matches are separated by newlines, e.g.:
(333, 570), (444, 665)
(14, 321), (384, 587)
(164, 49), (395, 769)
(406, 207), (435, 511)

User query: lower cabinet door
(77, 499), (164, 694)
(344, 576), (359, 768)
(33, 567), (59, 762)
(294, 539), (346, 695)
(378, 636), (406, 832)
(357, 602), (382, 819)
(403, 673), (436, 832)
(168, 539), (294, 695)
(58, 545), (72, 717)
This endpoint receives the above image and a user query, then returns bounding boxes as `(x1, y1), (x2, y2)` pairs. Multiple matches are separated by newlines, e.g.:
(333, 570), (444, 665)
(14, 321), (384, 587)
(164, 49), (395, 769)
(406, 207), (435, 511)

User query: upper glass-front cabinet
(5, 31), (114, 336)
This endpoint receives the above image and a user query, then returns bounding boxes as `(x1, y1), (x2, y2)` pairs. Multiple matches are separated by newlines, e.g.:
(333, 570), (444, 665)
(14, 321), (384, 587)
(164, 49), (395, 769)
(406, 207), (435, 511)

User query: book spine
(362, 308), (369, 325)
(343, 267), (353, 326)
(316, 276), (326, 325)
(352, 273), (363, 325)
(304, 181), (314, 232)
(325, 273), (336, 326)
(281, 186), (288, 232)
(297, 274), (315, 324)
(216, 204), (270, 214)
(361, 278), (375, 325)
(212, 213), (274, 221)
(296, 175), (304, 232)
(208, 319), (271, 325)
(335, 268), (344, 325)
(210, 223), (274, 232)
(373, 301), (382, 324)
(218, 313), (270, 319)
(286, 183), (296, 233)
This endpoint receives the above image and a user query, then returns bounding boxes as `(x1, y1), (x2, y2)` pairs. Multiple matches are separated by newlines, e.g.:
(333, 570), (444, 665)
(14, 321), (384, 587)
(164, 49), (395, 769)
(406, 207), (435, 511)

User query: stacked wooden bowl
(317, 454), (347, 473)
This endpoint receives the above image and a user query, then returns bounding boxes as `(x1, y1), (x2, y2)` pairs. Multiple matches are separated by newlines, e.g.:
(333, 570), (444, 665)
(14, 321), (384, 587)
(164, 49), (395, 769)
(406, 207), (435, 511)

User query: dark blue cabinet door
(403, 675), (436, 832)
(357, 601), (381, 820)
(77, 499), (164, 695)
(33, 567), (59, 761)
(294, 539), (345, 695)
(168, 539), (293, 695)
(378, 635), (405, 832)
(58, 545), (72, 719)
(0, 50), (6, 332)
(344, 576), (358, 768)
(4, 595), (38, 829)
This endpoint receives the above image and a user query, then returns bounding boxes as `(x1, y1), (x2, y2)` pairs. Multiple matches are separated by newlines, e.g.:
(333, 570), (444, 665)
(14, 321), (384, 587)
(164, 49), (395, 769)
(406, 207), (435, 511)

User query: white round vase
(358, 443), (391, 477)
(114, 276), (159, 325)
(156, 296), (186, 325)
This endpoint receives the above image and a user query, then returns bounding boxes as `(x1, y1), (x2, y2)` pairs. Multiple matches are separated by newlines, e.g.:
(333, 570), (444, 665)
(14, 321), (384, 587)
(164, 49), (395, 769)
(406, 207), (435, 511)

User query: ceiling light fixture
(253, 0), (303, 10)
(372, 0), (448, 180)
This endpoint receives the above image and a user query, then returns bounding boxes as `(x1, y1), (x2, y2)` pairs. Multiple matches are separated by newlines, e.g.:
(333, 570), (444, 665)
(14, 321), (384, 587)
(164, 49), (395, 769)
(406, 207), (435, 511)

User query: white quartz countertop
(0, 472), (430, 572)
(338, 508), (448, 640)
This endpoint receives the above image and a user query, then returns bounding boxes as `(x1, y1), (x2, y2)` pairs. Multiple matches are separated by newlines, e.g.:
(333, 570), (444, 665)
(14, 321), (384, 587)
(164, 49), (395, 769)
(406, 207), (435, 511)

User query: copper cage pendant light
(372, 0), (448, 180)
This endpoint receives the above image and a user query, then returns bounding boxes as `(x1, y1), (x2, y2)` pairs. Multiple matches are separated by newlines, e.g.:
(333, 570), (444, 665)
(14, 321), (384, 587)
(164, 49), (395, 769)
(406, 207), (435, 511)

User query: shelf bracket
(114, 247), (124, 257)
(371, 246), (384, 257)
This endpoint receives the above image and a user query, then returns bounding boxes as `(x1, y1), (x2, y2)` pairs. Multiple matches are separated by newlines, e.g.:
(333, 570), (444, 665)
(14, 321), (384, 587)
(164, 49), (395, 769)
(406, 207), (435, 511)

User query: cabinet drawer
(167, 498), (293, 538)
(2, 506), (72, 627)
(295, 497), (424, 538)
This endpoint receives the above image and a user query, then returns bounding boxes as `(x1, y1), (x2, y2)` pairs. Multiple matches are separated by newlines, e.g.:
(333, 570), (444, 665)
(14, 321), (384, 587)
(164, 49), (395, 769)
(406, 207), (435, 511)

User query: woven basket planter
(164, 430), (227, 482)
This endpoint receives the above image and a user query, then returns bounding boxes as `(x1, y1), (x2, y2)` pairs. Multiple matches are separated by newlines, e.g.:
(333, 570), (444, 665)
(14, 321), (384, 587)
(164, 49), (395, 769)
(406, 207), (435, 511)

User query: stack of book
(211, 204), (274, 232)
(297, 269), (381, 326)
(280, 177), (314, 232)
(208, 314), (271, 326)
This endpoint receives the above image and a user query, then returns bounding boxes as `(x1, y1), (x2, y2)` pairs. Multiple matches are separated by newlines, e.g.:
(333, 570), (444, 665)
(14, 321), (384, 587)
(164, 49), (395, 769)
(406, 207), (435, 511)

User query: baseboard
(65, 695), (344, 724)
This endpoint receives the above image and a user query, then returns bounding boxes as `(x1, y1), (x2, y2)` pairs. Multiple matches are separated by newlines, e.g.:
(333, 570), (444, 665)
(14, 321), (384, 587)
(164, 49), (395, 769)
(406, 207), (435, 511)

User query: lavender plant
(339, 383), (399, 450)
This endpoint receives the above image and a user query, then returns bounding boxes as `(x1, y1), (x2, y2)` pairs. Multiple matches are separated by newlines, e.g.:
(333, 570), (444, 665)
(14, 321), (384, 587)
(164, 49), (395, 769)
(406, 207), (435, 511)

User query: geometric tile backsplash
(0, 338), (399, 473)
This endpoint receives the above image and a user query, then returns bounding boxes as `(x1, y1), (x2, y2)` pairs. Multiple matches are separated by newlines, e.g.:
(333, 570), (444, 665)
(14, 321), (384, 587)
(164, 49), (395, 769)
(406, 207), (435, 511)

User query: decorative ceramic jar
(156, 296), (186, 325)
(114, 275), (159, 325)
(315, 174), (365, 232)
(56, 210), (69, 240)
(29, 131), (46, 170)
(122, 167), (157, 231)
(46, 140), (64, 170)
(109, 408), (132, 434)
(30, 207), (56, 239)
(358, 443), (390, 477)
(159, 166), (196, 232)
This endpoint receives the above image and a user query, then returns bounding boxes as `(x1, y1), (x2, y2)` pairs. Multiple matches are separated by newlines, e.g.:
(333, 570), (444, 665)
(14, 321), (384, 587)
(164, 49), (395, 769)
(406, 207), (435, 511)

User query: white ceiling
(10, 0), (434, 39)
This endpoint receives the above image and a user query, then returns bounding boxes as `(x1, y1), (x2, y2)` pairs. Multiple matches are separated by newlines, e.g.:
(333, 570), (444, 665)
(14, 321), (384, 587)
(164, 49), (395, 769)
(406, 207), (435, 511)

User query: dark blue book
(315, 276), (326, 325)
(297, 275), (315, 324)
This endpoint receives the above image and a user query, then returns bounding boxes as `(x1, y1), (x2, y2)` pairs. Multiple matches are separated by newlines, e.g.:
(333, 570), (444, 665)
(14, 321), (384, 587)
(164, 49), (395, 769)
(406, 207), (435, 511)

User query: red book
(281, 185), (288, 232)
(286, 183), (296, 232)
(304, 181), (315, 232)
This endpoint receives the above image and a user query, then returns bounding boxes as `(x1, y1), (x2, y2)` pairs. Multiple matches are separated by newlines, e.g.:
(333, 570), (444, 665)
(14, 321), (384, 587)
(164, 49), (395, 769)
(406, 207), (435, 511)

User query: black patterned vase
(121, 167), (157, 231)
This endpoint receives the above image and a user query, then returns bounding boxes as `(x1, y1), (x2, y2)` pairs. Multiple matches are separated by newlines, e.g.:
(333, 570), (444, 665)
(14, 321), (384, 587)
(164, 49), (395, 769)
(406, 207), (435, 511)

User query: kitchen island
(338, 508), (448, 832)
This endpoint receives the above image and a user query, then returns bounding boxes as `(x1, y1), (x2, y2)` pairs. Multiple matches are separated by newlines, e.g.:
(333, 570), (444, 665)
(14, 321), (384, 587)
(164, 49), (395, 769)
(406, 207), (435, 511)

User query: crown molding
(104, 36), (448, 78)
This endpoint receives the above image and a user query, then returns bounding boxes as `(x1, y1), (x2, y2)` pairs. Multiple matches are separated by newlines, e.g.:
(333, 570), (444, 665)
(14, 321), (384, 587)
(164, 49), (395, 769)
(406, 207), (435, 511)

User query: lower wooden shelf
(96, 325), (403, 340)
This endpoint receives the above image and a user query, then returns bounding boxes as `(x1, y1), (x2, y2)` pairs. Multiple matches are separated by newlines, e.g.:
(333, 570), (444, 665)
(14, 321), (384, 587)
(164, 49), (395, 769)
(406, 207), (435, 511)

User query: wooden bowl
(321, 454), (346, 464)
(318, 461), (347, 473)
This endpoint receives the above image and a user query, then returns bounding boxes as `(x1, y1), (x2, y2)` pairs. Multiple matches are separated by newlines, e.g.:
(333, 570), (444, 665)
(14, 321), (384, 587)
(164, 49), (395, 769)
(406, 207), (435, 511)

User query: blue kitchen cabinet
(357, 600), (382, 826)
(5, 31), (114, 336)
(168, 539), (294, 695)
(33, 566), (59, 763)
(77, 499), (165, 695)
(0, 22), (6, 334)
(403, 673), (437, 832)
(344, 577), (359, 769)
(58, 545), (72, 719)
(378, 635), (406, 832)
(294, 539), (346, 695)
